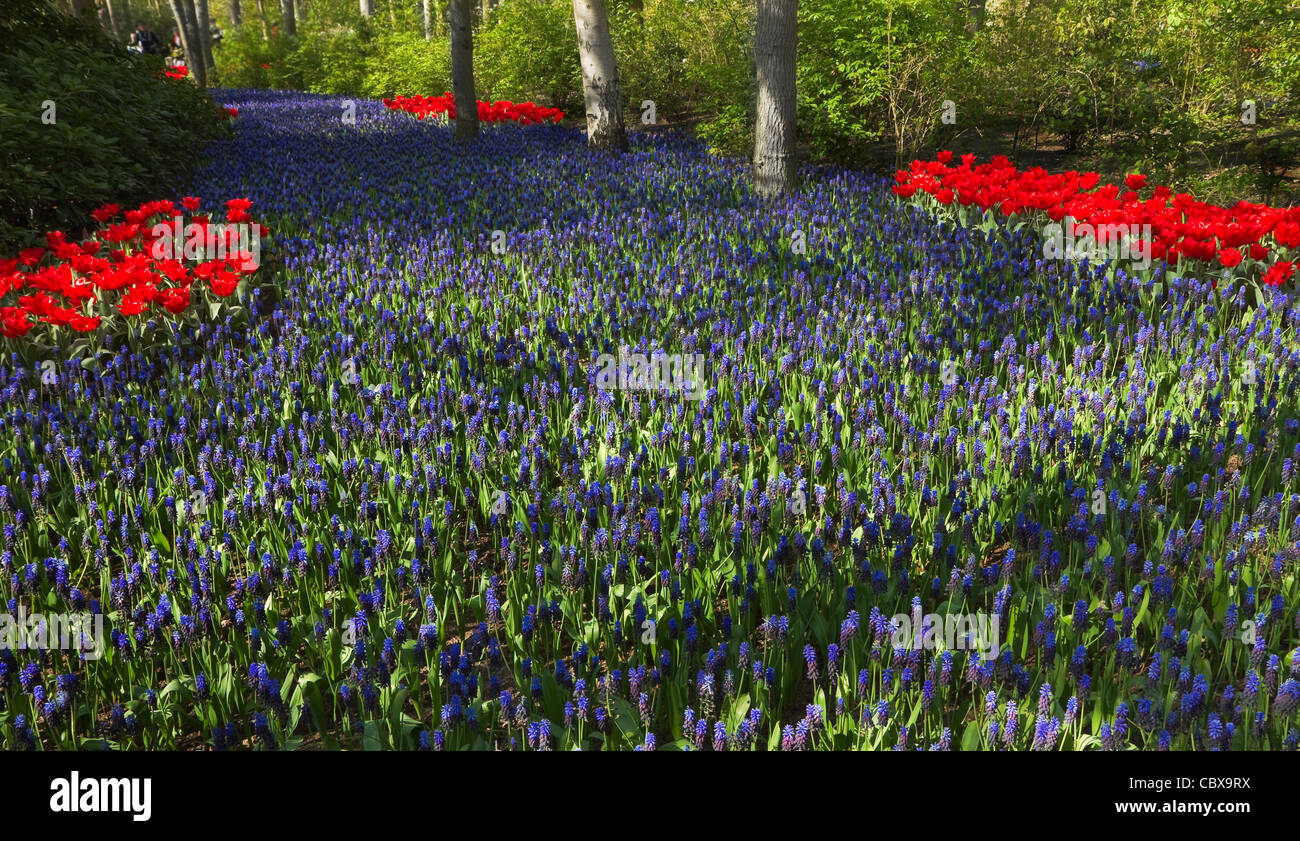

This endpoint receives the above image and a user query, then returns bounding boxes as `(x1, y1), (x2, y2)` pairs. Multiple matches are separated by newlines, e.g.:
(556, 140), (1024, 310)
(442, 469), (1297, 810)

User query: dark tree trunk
(195, 0), (214, 76)
(169, 0), (206, 88)
(448, 0), (478, 139)
(280, 0), (295, 35)
(964, 0), (985, 36)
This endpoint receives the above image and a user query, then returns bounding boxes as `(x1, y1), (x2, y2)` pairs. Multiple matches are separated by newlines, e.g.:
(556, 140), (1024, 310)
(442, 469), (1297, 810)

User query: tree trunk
(184, 0), (208, 87)
(69, 0), (96, 19)
(448, 0), (478, 140)
(169, 0), (206, 88)
(573, 0), (628, 151)
(964, 0), (985, 36)
(104, 0), (121, 38)
(360, 0), (372, 17)
(423, 0), (431, 40)
(230, 0), (241, 28)
(195, 0), (214, 76)
(280, 0), (295, 35)
(753, 0), (797, 197)
(256, 0), (270, 38)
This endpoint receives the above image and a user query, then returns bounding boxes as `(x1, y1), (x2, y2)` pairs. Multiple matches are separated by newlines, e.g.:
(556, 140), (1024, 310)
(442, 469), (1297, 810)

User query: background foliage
(0, 1), (232, 251)
(8, 0), (1300, 250)
(202, 0), (1299, 201)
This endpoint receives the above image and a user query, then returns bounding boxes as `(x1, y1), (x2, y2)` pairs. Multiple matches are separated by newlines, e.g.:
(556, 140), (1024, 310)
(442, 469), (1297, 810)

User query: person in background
(169, 27), (184, 62)
(209, 17), (224, 47)
(129, 22), (160, 55)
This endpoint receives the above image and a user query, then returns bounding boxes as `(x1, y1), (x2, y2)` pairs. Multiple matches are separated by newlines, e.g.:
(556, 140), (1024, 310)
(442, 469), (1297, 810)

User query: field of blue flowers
(2, 89), (1299, 751)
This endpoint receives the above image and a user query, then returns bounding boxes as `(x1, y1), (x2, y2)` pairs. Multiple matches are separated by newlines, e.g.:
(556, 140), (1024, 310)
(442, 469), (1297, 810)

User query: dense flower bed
(894, 152), (1298, 285)
(0, 91), (1297, 752)
(383, 92), (564, 125)
(0, 198), (263, 338)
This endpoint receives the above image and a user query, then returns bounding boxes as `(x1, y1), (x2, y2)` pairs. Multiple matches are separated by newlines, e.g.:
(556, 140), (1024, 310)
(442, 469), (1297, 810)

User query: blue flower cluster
(0, 90), (1298, 751)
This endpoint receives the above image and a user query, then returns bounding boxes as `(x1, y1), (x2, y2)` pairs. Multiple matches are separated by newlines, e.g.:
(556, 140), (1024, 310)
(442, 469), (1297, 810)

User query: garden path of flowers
(2, 89), (1299, 750)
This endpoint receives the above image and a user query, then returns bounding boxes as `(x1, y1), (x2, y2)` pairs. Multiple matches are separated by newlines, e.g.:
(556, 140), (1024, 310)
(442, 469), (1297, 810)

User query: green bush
(477, 0), (581, 112)
(0, 1), (231, 251)
(798, 0), (962, 166)
(612, 0), (753, 123)
(358, 26), (452, 99)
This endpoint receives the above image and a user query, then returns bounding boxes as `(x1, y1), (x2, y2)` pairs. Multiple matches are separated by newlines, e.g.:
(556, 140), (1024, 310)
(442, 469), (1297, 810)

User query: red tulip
(1217, 248), (1243, 268)
(1263, 261), (1295, 287)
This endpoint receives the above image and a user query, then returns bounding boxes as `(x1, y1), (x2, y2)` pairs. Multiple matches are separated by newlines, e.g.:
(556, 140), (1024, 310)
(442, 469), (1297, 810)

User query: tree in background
(573, 0), (628, 151)
(168, 0), (206, 87)
(448, 0), (478, 139)
(195, 0), (214, 75)
(280, 0), (295, 36)
(137, 0), (1295, 204)
(752, 0), (796, 196)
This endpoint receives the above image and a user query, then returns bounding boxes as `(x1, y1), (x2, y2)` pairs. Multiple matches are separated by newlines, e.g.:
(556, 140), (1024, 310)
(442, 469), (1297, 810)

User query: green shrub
(696, 103), (752, 159)
(0, 1), (230, 251)
(477, 0), (581, 112)
(358, 26), (452, 99)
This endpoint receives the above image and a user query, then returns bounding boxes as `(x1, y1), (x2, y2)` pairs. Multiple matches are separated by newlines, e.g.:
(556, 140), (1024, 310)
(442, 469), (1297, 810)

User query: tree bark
(169, 0), (206, 88)
(230, 0), (241, 28)
(104, 0), (122, 38)
(964, 0), (985, 36)
(195, 0), (214, 76)
(69, 0), (96, 19)
(183, 0), (207, 87)
(423, 0), (431, 40)
(573, 0), (628, 151)
(256, 0), (270, 38)
(753, 0), (797, 197)
(280, 0), (295, 35)
(360, 0), (372, 17)
(448, 0), (478, 139)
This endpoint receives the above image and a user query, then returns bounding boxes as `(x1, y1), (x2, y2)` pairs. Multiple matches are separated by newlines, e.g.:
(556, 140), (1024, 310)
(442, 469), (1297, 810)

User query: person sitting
(209, 17), (224, 46)
(129, 22), (160, 55)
